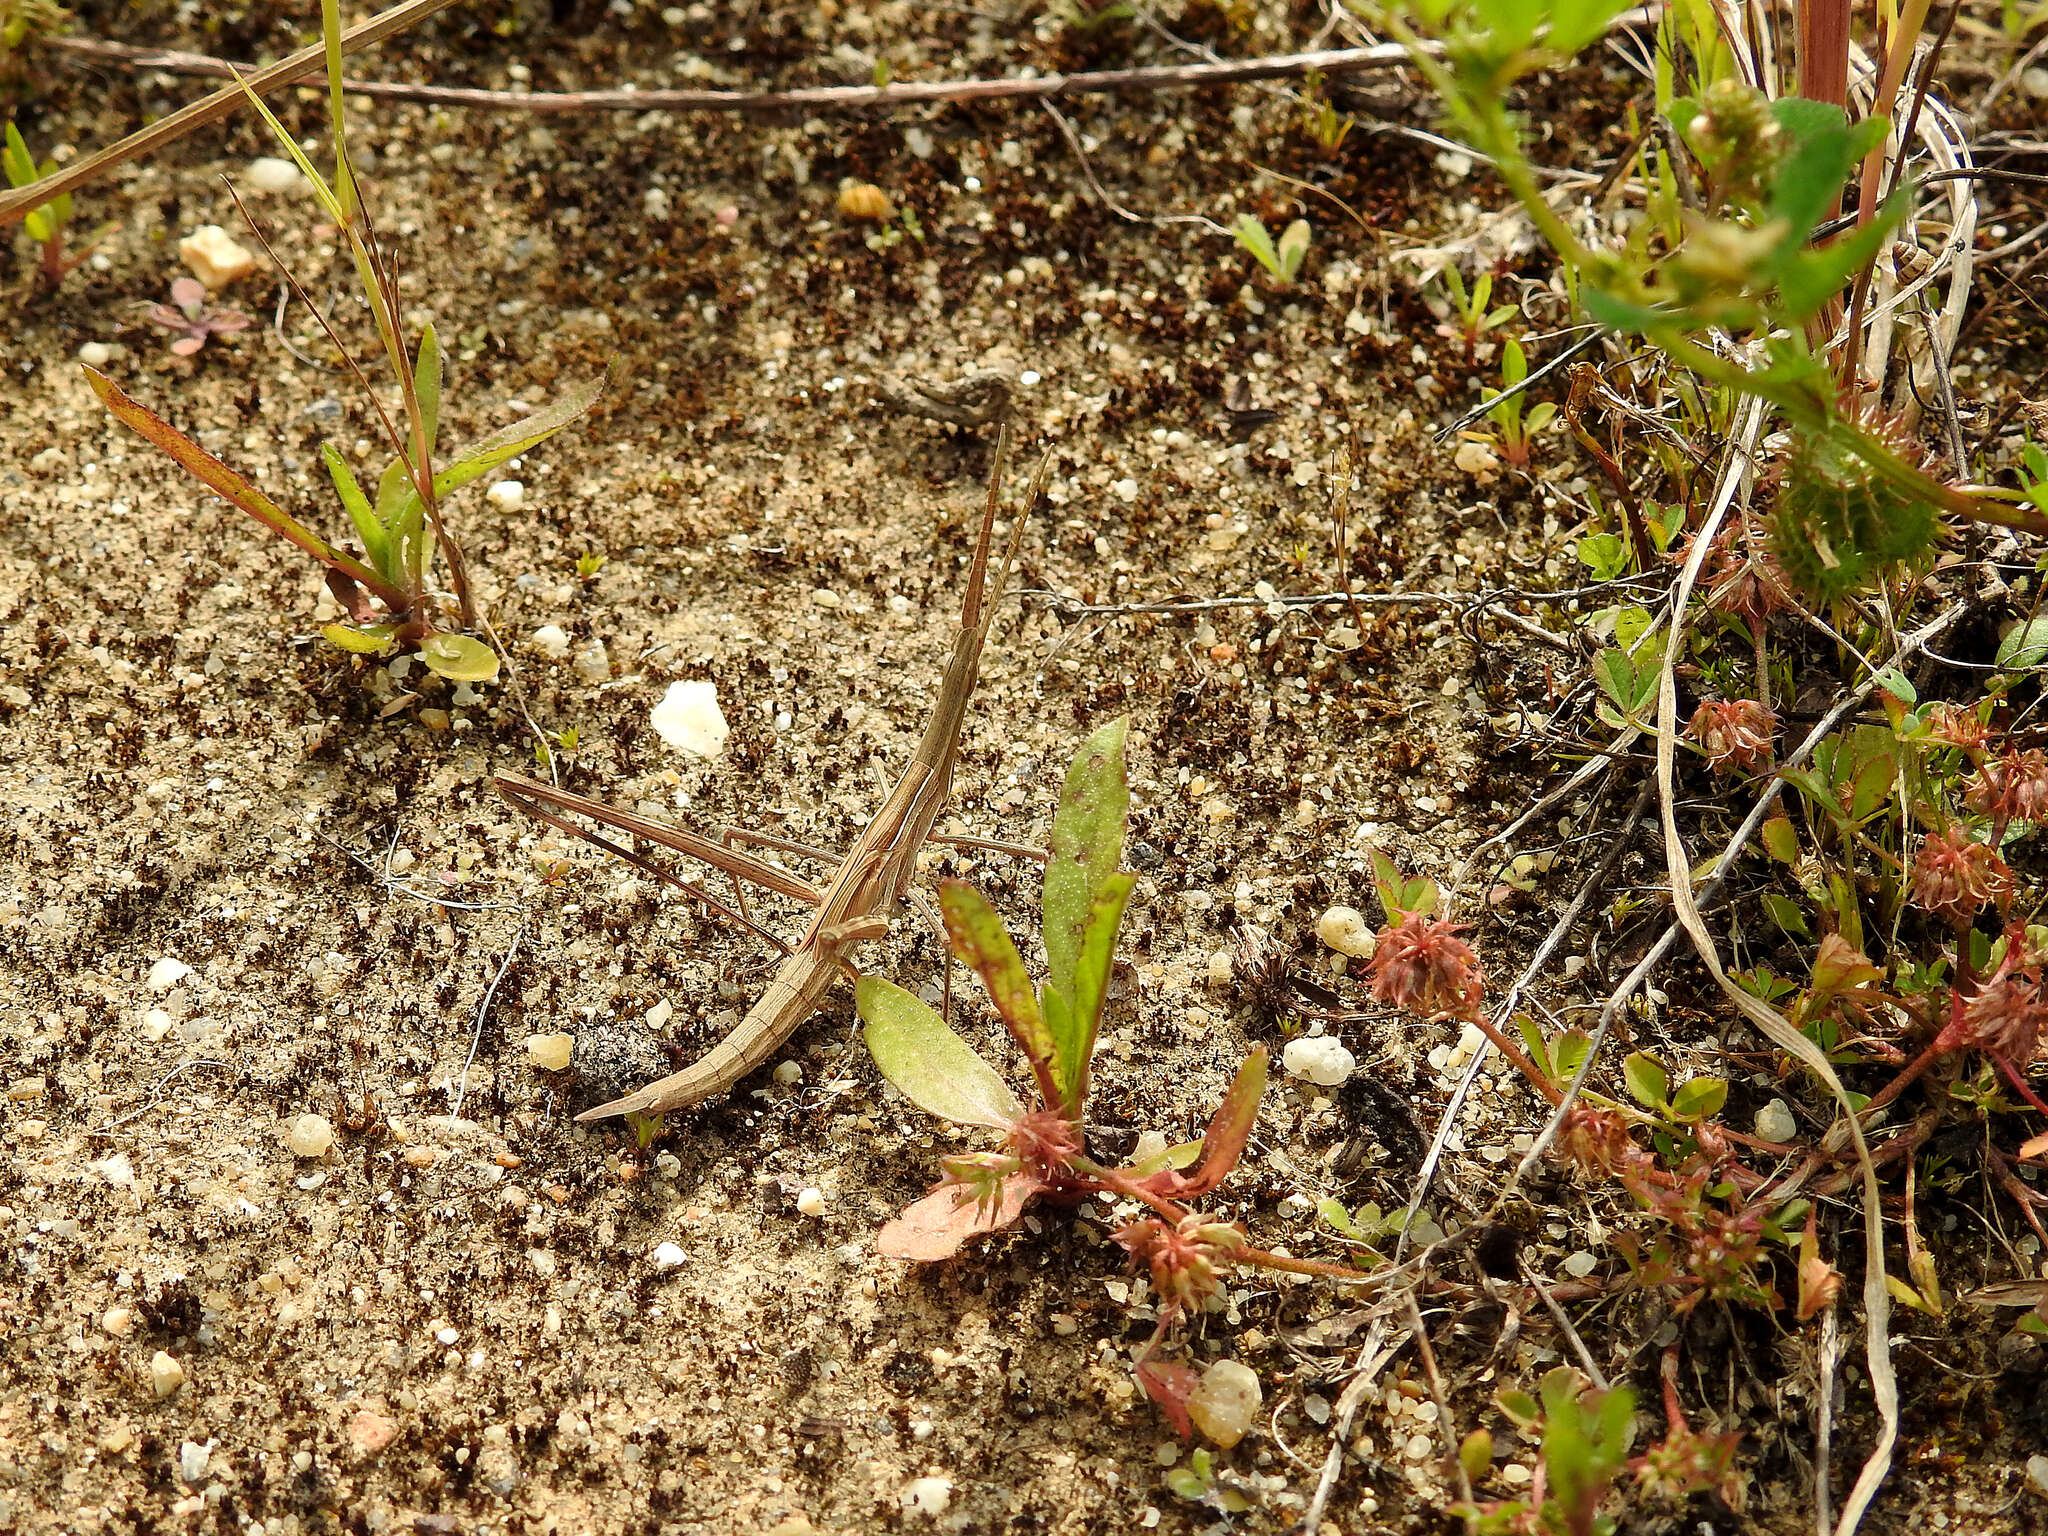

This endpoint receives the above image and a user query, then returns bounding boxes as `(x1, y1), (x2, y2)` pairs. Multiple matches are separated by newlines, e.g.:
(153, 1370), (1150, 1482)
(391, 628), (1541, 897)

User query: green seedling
(1481, 337), (1557, 468)
(1461, 1368), (1635, 1536)
(1297, 70), (1356, 151)
(1163, 1448), (1255, 1512)
(1436, 267), (1519, 364)
(856, 718), (1367, 1430)
(84, 0), (600, 683)
(1230, 213), (1311, 287)
(4, 120), (108, 288)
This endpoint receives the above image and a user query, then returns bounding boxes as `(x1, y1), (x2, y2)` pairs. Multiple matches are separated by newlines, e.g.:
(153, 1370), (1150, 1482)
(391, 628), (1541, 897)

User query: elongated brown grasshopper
(496, 426), (1050, 1121)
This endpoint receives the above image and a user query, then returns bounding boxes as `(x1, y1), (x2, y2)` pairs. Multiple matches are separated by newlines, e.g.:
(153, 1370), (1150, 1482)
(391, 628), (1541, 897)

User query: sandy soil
(4, 4), (2046, 1535)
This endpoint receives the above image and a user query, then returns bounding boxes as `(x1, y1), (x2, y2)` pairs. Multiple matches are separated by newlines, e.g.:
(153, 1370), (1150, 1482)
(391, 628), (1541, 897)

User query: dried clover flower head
(1367, 911), (1484, 1022)
(1922, 703), (1990, 752)
(1113, 1214), (1244, 1314)
(1957, 938), (2048, 1067)
(1688, 698), (1777, 774)
(1966, 748), (2048, 829)
(1909, 829), (2013, 927)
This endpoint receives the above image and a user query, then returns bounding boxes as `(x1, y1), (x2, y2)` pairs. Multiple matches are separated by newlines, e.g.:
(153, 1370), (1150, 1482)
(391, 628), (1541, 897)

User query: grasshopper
(496, 426), (1049, 1122)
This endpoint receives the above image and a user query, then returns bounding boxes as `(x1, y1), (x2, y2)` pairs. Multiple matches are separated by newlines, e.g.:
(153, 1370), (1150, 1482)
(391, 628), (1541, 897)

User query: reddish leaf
(938, 881), (1061, 1110)
(1135, 1049), (1267, 1200)
(1135, 1358), (1201, 1439)
(876, 1173), (1044, 1262)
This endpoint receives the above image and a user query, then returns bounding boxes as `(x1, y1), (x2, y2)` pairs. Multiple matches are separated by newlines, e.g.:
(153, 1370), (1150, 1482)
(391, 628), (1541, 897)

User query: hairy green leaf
(857, 975), (1021, 1129)
(1043, 717), (1130, 1004)
(939, 881), (1060, 1109)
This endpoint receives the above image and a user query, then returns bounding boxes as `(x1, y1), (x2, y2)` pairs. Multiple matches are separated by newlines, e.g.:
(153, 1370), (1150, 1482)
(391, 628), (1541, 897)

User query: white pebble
(78, 341), (111, 368)
(1282, 1036), (1356, 1087)
(1206, 948), (1234, 987)
(650, 679), (730, 759)
(645, 998), (673, 1030)
(102, 1306), (135, 1337)
(642, 185), (671, 221)
(1316, 905), (1376, 959)
(286, 1113), (335, 1159)
(901, 1477), (953, 1517)
(652, 1242), (687, 1271)
(178, 224), (256, 289)
(178, 1440), (211, 1483)
(1187, 1359), (1261, 1448)
(1755, 1098), (1796, 1143)
(435, 1327), (459, 1346)
(530, 624), (571, 659)
(1112, 478), (1139, 503)
(796, 1187), (828, 1217)
(772, 1060), (802, 1086)
(486, 479), (526, 512)
(572, 642), (611, 686)
(150, 1351), (186, 1398)
(245, 156), (302, 192)
(146, 957), (193, 993)
(141, 1008), (172, 1042)
(1562, 1251), (1598, 1278)
(526, 1033), (575, 1072)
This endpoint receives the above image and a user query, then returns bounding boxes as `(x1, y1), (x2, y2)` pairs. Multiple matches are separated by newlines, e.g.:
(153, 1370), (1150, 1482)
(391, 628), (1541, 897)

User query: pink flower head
(1005, 1108), (1080, 1181)
(1367, 911), (1484, 1021)
(1966, 748), (2048, 829)
(1113, 1214), (1244, 1315)
(1688, 698), (1777, 774)
(1910, 829), (2013, 927)
(1922, 703), (1990, 752)
(1957, 940), (2048, 1067)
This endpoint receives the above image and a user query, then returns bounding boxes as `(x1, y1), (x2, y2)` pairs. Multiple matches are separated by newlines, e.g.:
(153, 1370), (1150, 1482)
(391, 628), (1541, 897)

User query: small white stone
(795, 1186), (828, 1217)
(142, 1008), (172, 1042)
(572, 642), (611, 685)
(1316, 905), (1376, 959)
(1206, 948), (1234, 987)
(530, 624), (571, 659)
(245, 156), (302, 193)
(652, 1242), (687, 1271)
(772, 1060), (802, 1086)
(286, 1114), (335, 1159)
(901, 1477), (953, 1517)
(146, 957), (193, 993)
(435, 1326), (459, 1346)
(2028, 1452), (2048, 1494)
(78, 341), (112, 367)
(1187, 1359), (1261, 1448)
(178, 225), (257, 289)
(150, 1351), (186, 1398)
(178, 1440), (210, 1483)
(1112, 478), (1139, 503)
(2022, 66), (2048, 100)
(650, 679), (730, 759)
(1282, 1036), (1357, 1087)
(485, 479), (526, 512)
(526, 1033), (575, 1072)
(642, 185), (671, 220)
(1562, 1251), (1598, 1278)
(102, 1306), (135, 1337)
(1454, 439), (1500, 480)
(1755, 1098), (1797, 1143)
(811, 587), (842, 609)
(92, 1153), (136, 1189)
(29, 445), (66, 473)
(645, 999), (673, 1030)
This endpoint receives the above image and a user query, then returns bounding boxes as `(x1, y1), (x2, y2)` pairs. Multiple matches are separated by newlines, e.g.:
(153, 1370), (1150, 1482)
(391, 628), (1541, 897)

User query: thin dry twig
(1404, 1290), (1472, 1506)
(1297, 1320), (1405, 1536)
(48, 33), (1422, 115)
(451, 924), (523, 1122)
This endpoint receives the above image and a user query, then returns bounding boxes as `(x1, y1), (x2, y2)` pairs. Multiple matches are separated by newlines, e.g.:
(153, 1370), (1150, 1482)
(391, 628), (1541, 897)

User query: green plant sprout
(83, 0), (600, 684)
(1436, 267), (1519, 363)
(4, 120), (107, 288)
(1297, 69), (1356, 151)
(0, 0), (67, 104)
(1481, 338), (1558, 467)
(1230, 213), (1310, 287)
(855, 718), (1367, 1429)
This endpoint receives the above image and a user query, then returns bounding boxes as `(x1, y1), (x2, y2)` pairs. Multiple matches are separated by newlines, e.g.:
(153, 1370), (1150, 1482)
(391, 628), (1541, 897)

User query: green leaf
(938, 880), (1060, 1108)
(1501, 336), (1529, 386)
(856, 975), (1021, 1128)
(1593, 648), (1639, 712)
(321, 622), (397, 655)
(1318, 1196), (1358, 1236)
(413, 321), (444, 463)
(1761, 814), (1799, 864)
(1042, 717), (1130, 1005)
(1230, 213), (1282, 280)
(1761, 890), (1811, 939)
(417, 633), (500, 682)
(1670, 1076), (1729, 1120)
(2, 122), (37, 188)
(1053, 871), (1135, 1116)
(1174, 1048), (1267, 1196)
(1276, 218), (1311, 281)
(1621, 1052), (1669, 1110)
(1552, 1028), (1592, 1087)
(321, 442), (387, 573)
(1997, 618), (2048, 671)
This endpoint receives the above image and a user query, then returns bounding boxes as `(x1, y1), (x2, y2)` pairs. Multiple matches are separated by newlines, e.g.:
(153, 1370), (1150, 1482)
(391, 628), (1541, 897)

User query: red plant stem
(1078, 1164), (1378, 1284)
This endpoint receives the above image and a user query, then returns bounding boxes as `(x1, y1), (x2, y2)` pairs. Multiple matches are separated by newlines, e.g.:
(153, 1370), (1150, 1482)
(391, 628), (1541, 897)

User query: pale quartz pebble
(531, 624), (571, 659)
(772, 1060), (802, 1086)
(1282, 1036), (1356, 1087)
(2023, 66), (2048, 100)
(811, 587), (842, 609)
(147, 957), (193, 992)
(485, 479), (525, 512)
(29, 445), (66, 472)
(1755, 1098), (1796, 1143)
(1206, 948), (1234, 986)
(650, 679), (730, 758)
(901, 1477), (953, 1517)
(526, 1033), (575, 1071)
(2028, 1453), (2048, 1494)
(150, 1351), (186, 1398)
(92, 1153), (136, 1189)
(178, 225), (256, 289)
(246, 156), (302, 192)
(1563, 1251), (1598, 1278)
(1187, 1359), (1261, 1448)
(652, 1242), (687, 1270)
(1454, 439), (1500, 480)
(141, 1007), (172, 1041)
(645, 998), (673, 1031)
(1316, 905), (1376, 959)
(572, 643), (611, 686)
(1130, 1129), (1170, 1169)
(286, 1114), (335, 1159)
(528, 1248), (557, 1277)
(178, 1441), (210, 1483)
(78, 341), (111, 367)
(102, 1422), (135, 1455)
(435, 1326), (459, 1346)
(102, 1307), (135, 1336)
(1305, 1393), (1331, 1425)
(795, 1187), (828, 1217)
